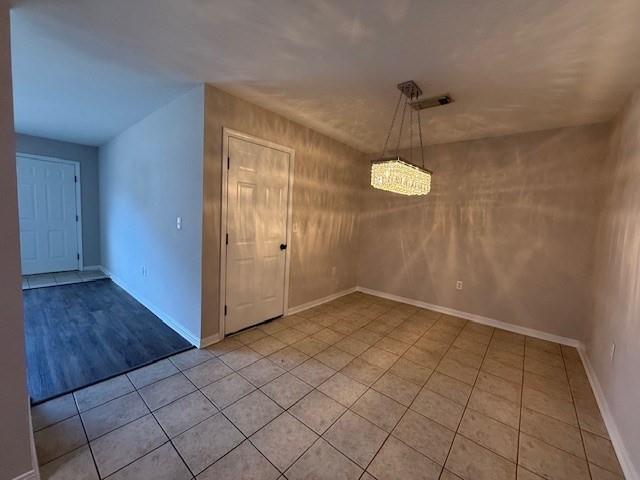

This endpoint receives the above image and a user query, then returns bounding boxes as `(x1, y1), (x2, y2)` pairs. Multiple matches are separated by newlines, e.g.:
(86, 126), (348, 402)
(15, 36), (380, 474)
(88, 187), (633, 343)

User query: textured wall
(100, 86), (204, 340)
(358, 124), (610, 340)
(15, 133), (101, 266)
(201, 85), (364, 338)
(587, 90), (640, 476)
(0, 2), (34, 478)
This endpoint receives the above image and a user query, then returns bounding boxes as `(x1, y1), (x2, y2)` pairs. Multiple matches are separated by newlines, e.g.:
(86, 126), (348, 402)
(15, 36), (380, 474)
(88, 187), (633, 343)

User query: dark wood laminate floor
(24, 279), (192, 403)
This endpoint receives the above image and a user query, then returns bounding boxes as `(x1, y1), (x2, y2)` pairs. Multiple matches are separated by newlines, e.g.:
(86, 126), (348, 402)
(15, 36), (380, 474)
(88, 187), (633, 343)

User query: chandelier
(371, 81), (451, 196)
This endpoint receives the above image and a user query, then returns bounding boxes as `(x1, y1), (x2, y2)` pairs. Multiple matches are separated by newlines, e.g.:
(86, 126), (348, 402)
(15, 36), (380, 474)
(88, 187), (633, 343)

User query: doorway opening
(16, 151), (191, 403)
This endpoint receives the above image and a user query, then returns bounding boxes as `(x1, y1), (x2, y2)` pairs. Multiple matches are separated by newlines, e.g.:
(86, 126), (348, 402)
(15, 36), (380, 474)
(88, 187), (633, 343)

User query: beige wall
(0, 2), (35, 478)
(358, 124), (611, 340)
(586, 90), (640, 476)
(201, 85), (364, 338)
(195, 85), (636, 469)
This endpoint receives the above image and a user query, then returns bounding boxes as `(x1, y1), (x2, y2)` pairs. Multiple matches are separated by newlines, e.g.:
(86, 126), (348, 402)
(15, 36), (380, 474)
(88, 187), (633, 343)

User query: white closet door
(225, 136), (290, 334)
(17, 155), (79, 274)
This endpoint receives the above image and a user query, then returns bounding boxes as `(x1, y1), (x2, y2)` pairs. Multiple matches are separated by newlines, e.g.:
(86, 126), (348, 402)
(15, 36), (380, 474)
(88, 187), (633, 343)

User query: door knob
(280, 244), (287, 250)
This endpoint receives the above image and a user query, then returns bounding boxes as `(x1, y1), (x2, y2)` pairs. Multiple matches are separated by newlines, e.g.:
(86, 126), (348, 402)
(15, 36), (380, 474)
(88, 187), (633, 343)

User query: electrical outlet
(332, 266), (337, 276)
(456, 280), (463, 290)
(610, 343), (616, 361)
(176, 216), (182, 230)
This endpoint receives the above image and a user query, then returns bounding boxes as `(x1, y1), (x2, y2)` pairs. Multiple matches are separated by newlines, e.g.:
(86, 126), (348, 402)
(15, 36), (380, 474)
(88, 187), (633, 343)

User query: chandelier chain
(395, 96), (408, 157)
(409, 104), (414, 165)
(417, 107), (425, 169)
(381, 90), (404, 158)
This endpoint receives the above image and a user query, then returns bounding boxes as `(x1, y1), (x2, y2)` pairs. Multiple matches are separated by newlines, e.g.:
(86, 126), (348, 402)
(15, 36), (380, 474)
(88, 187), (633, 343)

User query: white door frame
(219, 128), (295, 338)
(16, 152), (84, 272)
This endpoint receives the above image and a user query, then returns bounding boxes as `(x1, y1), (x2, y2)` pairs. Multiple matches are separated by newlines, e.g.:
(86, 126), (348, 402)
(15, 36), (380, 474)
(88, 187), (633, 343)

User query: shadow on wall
(358, 123), (611, 339)
(587, 91), (640, 477)
(201, 85), (366, 338)
(289, 129), (363, 288)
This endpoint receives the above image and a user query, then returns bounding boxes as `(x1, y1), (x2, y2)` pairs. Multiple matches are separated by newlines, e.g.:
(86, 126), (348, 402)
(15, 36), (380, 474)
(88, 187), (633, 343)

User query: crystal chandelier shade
(371, 157), (432, 195)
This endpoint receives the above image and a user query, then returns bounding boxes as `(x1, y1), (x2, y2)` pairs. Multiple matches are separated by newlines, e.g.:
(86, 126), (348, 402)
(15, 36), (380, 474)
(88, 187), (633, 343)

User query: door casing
(219, 128), (295, 338)
(16, 153), (84, 273)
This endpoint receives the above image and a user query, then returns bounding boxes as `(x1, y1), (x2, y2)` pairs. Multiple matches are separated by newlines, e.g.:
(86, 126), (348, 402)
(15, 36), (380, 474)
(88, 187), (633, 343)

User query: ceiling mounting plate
(397, 80), (422, 99)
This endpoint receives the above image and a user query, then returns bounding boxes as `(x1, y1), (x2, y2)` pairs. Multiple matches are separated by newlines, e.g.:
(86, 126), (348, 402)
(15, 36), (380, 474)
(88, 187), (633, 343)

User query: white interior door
(16, 155), (79, 275)
(225, 136), (291, 334)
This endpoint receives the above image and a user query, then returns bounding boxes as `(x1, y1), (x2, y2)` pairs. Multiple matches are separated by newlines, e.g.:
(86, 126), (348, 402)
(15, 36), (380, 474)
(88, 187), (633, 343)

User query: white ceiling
(10, 0), (640, 151)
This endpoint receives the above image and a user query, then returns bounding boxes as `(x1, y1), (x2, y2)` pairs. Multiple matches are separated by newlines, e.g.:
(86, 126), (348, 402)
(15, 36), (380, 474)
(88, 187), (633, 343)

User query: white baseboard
(102, 266), (202, 348)
(12, 470), (38, 480)
(357, 285), (636, 478)
(287, 287), (357, 315)
(356, 286), (581, 348)
(82, 265), (106, 272)
(27, 399), (40, 480)
(578, 346), (638, 480)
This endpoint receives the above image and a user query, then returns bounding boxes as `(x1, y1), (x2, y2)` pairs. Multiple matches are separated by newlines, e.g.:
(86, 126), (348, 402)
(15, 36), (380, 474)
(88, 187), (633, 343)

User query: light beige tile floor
(32, 292), (625, 480)
(23, 270), (108, 289)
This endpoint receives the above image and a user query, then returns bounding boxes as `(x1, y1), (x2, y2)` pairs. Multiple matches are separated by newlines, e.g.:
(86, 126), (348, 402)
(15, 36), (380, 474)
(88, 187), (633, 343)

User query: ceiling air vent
(410, 94), (454, 111)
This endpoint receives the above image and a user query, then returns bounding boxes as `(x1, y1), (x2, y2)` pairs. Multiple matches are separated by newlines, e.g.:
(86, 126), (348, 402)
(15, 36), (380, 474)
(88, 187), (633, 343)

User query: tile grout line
(39, 339), (295, 477)
(484, 340), (596, 468)
(516, 338), (528, 478)
(481, 341), (605, 468)
(74, 391), (103, 479)
(363, 313), (460, 476)
(266, 307), (405, 477)
(223, 304), (377, 478)
(215, 350), (334, 478)
(324, 309), (445, 478)
(40, 307), (303, 468)
(149, 356), (285, 479)
(107, 351), (264, 478)
(310, 306), (425, 473)
(86, 367), (199, 478)
(94, 371), (199, 478)
(433, 323), (497, 478)
(251, 304), (429, 478)
(520, 345), (607, 463)
(309, 307), (470, 477)
(35, 359), (199, 436)
(168, 313), (367, 478)
(222, 301), (521, 476)
(38, 303), (448, 478)
(560, 345), (594, 480)
(150, 378), (210, 480)
(215, 328), (336, 478)
(355, 313), (496, 475)
(103, 440), (177, 480)
(33, 295), (614, 480)
(34, 393), (106, 473)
